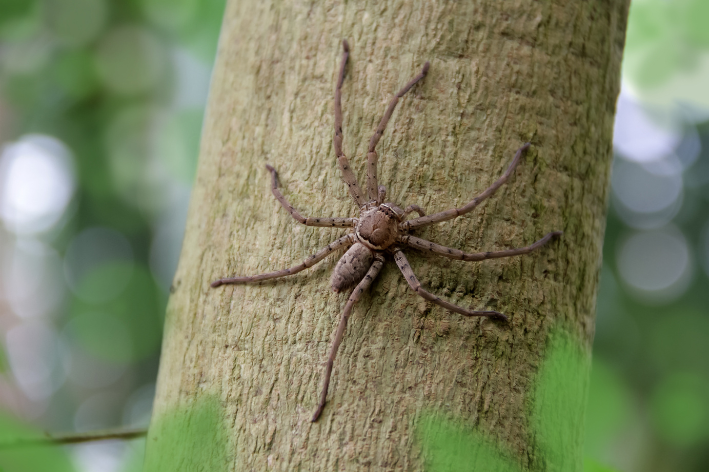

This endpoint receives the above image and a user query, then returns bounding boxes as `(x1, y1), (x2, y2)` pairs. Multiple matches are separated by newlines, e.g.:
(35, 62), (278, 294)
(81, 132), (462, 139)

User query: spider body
(330, 241), (372, 292)
(331, 203), (405, 291)
(355, 204), (399, 250)
(212, 40), (562, 422)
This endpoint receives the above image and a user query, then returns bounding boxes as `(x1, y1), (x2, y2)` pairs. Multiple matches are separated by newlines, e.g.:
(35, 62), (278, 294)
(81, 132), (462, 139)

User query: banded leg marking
(211, 234), (355, 287)
(393, 250), (506, 320)
(312, 254), (385, 421)
(266, 165), (356, 228)
(403, 143), (531, 231)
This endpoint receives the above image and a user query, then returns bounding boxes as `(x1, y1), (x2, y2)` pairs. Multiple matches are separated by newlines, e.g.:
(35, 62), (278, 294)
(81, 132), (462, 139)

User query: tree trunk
(144, 1), (629, 470)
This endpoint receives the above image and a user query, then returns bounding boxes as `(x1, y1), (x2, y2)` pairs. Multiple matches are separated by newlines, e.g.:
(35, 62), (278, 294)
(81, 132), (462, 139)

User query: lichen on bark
(145, 0), (630, 470)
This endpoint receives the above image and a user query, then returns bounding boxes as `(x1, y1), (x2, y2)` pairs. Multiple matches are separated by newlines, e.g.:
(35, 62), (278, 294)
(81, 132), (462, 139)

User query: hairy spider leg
(210, 234), (355, 287)
(334, 40), (366, 207)
(402, 204), (426, 218)
(366, 61), (430, 203)
(393, 250), (507, 320)
(398, 231), (562, 261)
(402, 143), (531, 231)
(377, 185), (386, 205)
(265, 165), (357, 228)
(312, 254), (385, 422)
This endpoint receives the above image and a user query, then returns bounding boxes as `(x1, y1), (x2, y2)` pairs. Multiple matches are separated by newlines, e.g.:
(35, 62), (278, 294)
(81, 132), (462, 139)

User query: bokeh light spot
(6, 321), (66, 402)
(616, 228), (692, 302)
(3, 238), (65, 319)
(612, 158), (683, 215)
(0, 135), (75, 235)
(613, 89), (680, 163)
(0, 34), (52, 74)
(72, 441), (126, 472)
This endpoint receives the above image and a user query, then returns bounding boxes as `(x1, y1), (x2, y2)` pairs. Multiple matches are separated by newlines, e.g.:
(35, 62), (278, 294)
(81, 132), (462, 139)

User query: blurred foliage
(649, 372), (709, 447)
(584, 359), (632, 459)
(623, 0), (709, 114)
(624, 0), (709, 89)
(0, 0), (225, 468)
(586, 0), (709, 470)
(142, 394), (229, 472)
(584, 459), (621, 472)
(69, 263), (166, 362)
(0, 412), (76, 472)
(418, 415), (518, 472)
(531, 329), (588, 472)
(589, 129), (709, 471)
(419, 327), (614, 472)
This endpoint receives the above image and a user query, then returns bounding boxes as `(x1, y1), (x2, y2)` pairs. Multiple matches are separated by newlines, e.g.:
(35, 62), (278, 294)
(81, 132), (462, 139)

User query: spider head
(355, 205), (399, 250)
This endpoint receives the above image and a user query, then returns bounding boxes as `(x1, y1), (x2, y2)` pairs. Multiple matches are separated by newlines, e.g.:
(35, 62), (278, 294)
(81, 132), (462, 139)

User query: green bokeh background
(1, 0), (708, 470)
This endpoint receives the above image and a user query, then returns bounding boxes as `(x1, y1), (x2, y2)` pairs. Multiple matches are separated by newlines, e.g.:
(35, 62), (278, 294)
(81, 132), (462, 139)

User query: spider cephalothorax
(356, 204), (400, 250)
(212, 40), (562, 422)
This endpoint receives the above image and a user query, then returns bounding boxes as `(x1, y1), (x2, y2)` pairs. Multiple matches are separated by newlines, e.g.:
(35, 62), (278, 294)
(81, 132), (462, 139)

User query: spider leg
(402, 143), (530, 231)
(366, 62), (429, 202)
(211, 234), (354, 287)
(393, 250), (507, 321)
(377, 185), (386, 205)
(402, 204), (426, 218)
(399, 231), (562, 261)
(334, 40), (366, 207)
(265, 165), (356, 228)
(312, 254), (385, 422)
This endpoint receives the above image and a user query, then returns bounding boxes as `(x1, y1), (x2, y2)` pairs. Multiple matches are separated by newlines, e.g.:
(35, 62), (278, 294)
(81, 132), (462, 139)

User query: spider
(212, 40), (562, 422)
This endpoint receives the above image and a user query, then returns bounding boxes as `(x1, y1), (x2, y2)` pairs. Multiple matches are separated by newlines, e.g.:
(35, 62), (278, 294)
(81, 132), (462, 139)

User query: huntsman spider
(212, 40), (562, 422)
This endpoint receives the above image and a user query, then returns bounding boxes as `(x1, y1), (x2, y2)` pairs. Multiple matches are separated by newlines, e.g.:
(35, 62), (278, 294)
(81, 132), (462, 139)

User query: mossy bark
(145, 0), (629, 470)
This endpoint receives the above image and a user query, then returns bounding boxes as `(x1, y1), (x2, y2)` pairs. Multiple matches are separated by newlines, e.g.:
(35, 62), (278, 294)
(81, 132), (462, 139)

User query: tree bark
(145, 0), (629, 470)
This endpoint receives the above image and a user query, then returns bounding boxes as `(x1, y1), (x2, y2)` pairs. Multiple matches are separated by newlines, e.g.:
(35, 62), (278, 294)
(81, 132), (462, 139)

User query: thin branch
(0, 427), (147, 449)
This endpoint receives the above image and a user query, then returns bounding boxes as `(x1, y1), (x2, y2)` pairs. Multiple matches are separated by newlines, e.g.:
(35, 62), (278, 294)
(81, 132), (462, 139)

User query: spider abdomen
(331, 242), (373, 292)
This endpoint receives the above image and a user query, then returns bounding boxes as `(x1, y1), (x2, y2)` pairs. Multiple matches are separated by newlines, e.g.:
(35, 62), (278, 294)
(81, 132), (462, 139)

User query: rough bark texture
(146, 0), (629, 470)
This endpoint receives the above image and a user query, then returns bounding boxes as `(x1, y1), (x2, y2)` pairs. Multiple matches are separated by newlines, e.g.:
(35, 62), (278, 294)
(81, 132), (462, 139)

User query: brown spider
(212, 40), (562, 422)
